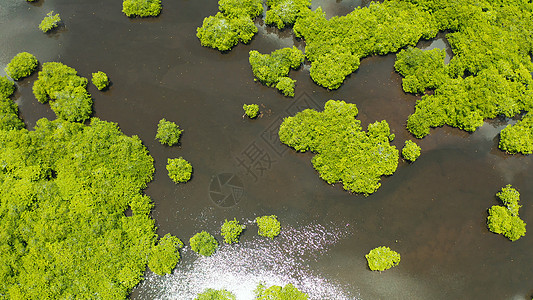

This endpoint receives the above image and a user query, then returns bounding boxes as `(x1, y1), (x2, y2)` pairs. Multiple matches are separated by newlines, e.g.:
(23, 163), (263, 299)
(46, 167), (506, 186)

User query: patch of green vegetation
(91, 71), (109, 91)
(195, 288), (236, 300)
(221, 218), (245, 244)
(402, 140), (421, 162)
(5, 52), (38, 81)
(487, 185), (526, 241)
(254, 283), (308, 299)
(394, 47), (448, 94)
(243, 104), (259, 118)
(0, 96), (25, 131)
(249, 47), (304, 97)
(255, 215), (281, 239)
(196, 0), (262, 51)
(156, 118), (183, 146)
(148, 233), (184, 275)
(0, 76), (15, 98)
(0, 117), (161, 298)
(394, 1), (533, 140)
(166, 157), (192, 183)
(39, 11), (61, 33)
(190, 231), (218, 257)
(279, 100), (399, 195)
(32, 62), (92, 122)
(365, 246), (401, 272)
(122, 0), (162, 17)
(265, 0), (311, 29)
(293, 1), (437, 89)
(499, 112), (533, 155)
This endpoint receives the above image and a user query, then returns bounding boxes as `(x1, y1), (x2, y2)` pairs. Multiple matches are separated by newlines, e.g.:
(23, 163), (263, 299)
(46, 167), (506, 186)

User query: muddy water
(1, 0), (532, 299)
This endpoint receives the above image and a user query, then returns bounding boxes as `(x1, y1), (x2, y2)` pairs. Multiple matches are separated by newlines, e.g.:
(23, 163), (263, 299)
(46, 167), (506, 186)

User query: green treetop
(122, 0), (162, 17)
(265, 0), (311, 30)
(254, 283), (308, 300)
(166, 157), (192, 183)
(5, 52), (38, 81)
(279, 100), (399, 195)
(91, 71), (109, 91)
(190, 231), (218, 256)
(249, 47), (304, 97)
(221, 218), (245, 244)
(499, 112), (533, 155)
(195, 288), (236, 300)
(148, 234), (184, 276)
(365, 246), (401, 272)
(255, 215), (281, 239)
(39, 11), (61, 33)
(402, 140), (421, 162)
(487, 184), (526, 241)
(156, 118), (183, 146)
(0, 76), (15, 98)
(243, 104), (259, 118)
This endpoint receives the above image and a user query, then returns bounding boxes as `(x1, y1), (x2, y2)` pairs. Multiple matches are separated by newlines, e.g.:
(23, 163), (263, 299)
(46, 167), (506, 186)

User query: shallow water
(1, 0), (532, 299)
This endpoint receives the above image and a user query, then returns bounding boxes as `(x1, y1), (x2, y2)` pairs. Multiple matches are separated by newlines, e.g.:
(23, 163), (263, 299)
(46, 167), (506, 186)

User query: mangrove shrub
(265, 0), (311, 29)
(254, 283), (308, 300)
(402, 140), (421, 162)
(221, 218), (245, 244)
(148, 234), (184, 275)
(0, 117), (159, 298)
(487, 185), (526, 241)
(5, 52), (38, 81)
(91, 71), (109, 91)
(190, 231), (218, 256)
(122, 0), (162, 17)
(249, 47), (304, 97)
(279, 100), (399, 195)
(255, 215), (281, 239)
(195, 288), (236, 300)
(156, 118), (183, 146)
(499, 112), (533, 155)
(166, 157), (192, 183)
(39, 11), (61, 33)
(33, 62), (92, 122)
(197, 0), (262, 51)
(365, 246), (401, 271)
(0, 76), (15, 98)
(243, 104), (259, 118)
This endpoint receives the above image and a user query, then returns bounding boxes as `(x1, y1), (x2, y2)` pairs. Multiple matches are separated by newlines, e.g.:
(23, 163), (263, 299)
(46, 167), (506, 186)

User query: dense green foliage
(38, 11), (61, 33)
(393, 1), (533, 140)
(499, 113), (533, 155)
(221, 218), (245, 244)
(166, 157), (192, 183)
(394, 47), (448, 95)
(0, 76), (15, 99)
(487, 185), (526, 241)
(33, 62), (92, 122)
(293, 1), (437, 89)
(196, 0), (262, 51)
(255, 215), (281, 239)
(190, 231), (218, 256)
(279, 100), (398, 195)
(0, 96), (25, 131)
(265, 0), (311, 29)
(122, 0), (162, 17)
(402, 140), (421, 162)
(0, 117), (160, 298)
(365, 246), (401, 271)
(156, 118), (183, 146)
(91, 71), (109, 91)
(5, 52), (38, 81)
(243, 104), (259, 118)
(148, 234), (184, 276)
(254, 283), (308, 299)
(195, 288), (236, 300)
(249, 47), (304, 97)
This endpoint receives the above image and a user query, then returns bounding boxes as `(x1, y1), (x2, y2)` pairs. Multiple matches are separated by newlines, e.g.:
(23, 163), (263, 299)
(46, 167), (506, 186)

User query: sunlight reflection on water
(137, 223), (357, 300)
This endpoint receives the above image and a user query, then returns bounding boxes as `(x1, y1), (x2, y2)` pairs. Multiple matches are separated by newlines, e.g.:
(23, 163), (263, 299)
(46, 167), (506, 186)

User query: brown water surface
(1, 0), (532, 299)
